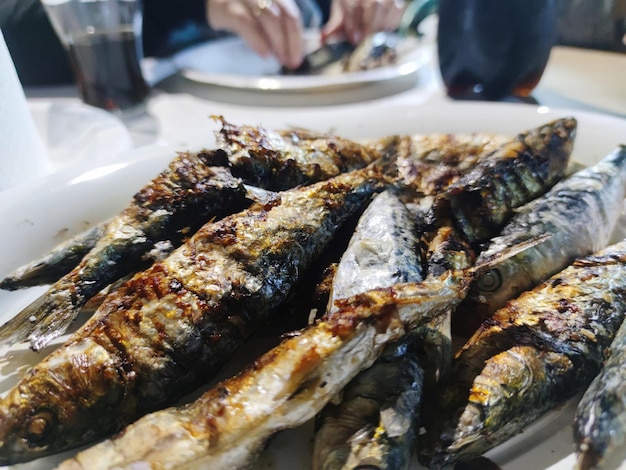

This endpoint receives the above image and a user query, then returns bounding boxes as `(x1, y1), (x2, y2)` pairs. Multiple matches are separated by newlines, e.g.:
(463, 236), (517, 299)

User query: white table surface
(20, 39), (626, 182)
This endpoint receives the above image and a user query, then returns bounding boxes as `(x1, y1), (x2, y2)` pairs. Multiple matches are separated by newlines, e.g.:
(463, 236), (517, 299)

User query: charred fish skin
(0, 116), (382, 351)
(53, 235), (532, 470)
(52, 230), (541, 470)
(369, 132), (509, 196)
(574, 315), (626, 470)
(457, 145), (626, 332)
(0, 167), (385, 465)
(312, 331), (424, 470)
(0, 159), (251, 351)
(214, 116), (380, 190)
(438, 117), (577, 244)
(426, 239), (626, 468)
(314, 189), (426, 470)
(0, 221), (108, 290)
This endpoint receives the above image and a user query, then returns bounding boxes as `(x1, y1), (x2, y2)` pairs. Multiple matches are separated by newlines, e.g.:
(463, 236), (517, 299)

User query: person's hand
(322, 0), (407, 44)
(206, 0), (305, 69)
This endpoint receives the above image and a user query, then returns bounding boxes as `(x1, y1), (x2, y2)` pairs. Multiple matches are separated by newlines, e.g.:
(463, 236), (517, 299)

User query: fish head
(453, 259), (530, 337)
(0, 339), (127, 464)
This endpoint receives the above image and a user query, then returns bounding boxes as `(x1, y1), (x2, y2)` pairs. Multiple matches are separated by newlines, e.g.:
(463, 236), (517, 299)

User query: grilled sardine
(574, 312), (626, 470)
(0, 120), (380, 351)
(426, 239), (626, 467)
(455, 145), (626, 334)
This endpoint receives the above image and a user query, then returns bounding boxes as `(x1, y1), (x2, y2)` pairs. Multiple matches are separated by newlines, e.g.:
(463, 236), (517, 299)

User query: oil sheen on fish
(456, 145), (626, 334)
(52, 233), (544, 469)
(435, 117), (577, 244)
(0, 119), (380, 351)
(574, 314), (626, 470)
(425, 239), (626, 467)
(314, 189), (425, 470)
(0, 166), (384, 465)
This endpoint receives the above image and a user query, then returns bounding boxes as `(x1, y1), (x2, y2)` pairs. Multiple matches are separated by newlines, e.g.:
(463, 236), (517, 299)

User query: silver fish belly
(314, 189), (425, 470)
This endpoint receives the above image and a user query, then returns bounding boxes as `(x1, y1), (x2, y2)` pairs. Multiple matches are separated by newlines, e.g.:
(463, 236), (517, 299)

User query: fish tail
(0, 291), (71, 349)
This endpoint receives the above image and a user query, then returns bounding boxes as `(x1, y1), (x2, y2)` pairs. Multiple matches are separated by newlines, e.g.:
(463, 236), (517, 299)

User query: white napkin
(0, 30), (50, 192)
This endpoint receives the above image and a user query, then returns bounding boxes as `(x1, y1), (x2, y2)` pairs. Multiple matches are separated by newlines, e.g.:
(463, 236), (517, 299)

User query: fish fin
(0, 289), (78, 351)
(471, 233), (552, 276)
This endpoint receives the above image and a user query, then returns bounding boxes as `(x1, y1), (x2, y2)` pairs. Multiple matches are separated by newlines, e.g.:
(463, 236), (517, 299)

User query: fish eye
(476, 269), (503, 292)
(25, 410), (56, 445)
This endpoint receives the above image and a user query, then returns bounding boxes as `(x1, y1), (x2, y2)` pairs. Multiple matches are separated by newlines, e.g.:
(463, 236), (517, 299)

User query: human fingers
(380, 0), (407, 31)
(361, 0), (387, 37)
(206, 0), (272, 57)
(255, 0), (305, 68)
(206, 0), (304, 68)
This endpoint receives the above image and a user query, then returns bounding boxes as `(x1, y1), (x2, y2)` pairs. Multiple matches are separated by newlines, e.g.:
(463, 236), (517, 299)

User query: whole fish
(0, 119), (380, 351)
(53, 234), (545, 470)
(313, 189), (426, 470)
(0, 166), (385, 465)
(455, 145), (626, 335)
(425, 239), (626, 468)
(574, 314), (626, 470)
(436, 117), (577, 244)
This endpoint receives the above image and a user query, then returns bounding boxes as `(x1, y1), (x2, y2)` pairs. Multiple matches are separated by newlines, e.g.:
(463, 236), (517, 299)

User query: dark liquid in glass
(437, 0), (557, 101)
(67, 29), (149, 111)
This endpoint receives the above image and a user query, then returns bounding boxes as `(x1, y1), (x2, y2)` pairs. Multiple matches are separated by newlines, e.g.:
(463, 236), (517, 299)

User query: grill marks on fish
(425, 240), (626, 467)
(0, 119), (381, 352)
(0, 117), (587, 467)
(456, 145), (626, 334)
(0, 161), (250, 352)
(214, 116), (380, 190)
(0, 167), (384, 465)
(52, 231), (544, 470)
(437, 117), (577, 244)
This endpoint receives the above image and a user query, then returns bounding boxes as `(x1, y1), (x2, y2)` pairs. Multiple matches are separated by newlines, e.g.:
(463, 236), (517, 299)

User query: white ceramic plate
(1, 102), (626, 470)
(173, 33), (430, 92)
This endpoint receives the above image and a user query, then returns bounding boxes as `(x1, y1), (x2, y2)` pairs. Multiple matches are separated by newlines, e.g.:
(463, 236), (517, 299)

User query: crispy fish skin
(370, 132), (509, 195)
(52, 234), (541, 470)
(0, 160), (250, 351)
(427, 239), (626, 467)
(456, 145), (626, 333)
(574, 316), (626, 470)
(0, 118), (381, 351)
(0, 221), (108, 290)
(313, 332), (424, 470)
(214, 116), (380, 190)
(55, 266), (482, 470)
(437, 117), (577, 244)
(0, 167), (384, 465)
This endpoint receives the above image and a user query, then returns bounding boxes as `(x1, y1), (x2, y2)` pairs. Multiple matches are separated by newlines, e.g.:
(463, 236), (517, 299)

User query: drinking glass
(404, 0), (558, 101)
(41, 0), (150, 113)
